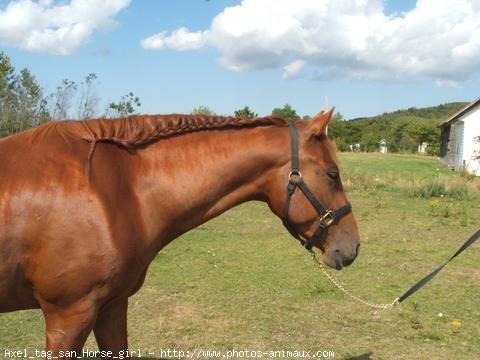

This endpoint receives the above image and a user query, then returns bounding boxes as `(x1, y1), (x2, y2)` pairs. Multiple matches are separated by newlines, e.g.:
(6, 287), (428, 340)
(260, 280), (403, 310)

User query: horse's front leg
(39, 295), (98, 358)
(93, 297), (129, 356)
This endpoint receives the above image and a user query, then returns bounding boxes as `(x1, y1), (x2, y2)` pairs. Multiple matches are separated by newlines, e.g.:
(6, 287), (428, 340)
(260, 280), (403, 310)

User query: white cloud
(141, 27), (206, 51)
(435, 79), (463, 90)
(283, 60), (306, 79)
(0, 0), (131, 55)
(140, 0), (480, 84)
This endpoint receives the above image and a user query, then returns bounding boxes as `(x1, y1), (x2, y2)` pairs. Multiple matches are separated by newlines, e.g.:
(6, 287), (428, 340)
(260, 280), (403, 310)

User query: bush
(447, 185), (472, 201)
(408, 180), (446, 198)
(407, 179), (474, 200)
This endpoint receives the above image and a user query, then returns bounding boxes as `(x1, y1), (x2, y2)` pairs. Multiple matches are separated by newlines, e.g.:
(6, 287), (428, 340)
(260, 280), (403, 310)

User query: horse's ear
(307, 107), (335, 137)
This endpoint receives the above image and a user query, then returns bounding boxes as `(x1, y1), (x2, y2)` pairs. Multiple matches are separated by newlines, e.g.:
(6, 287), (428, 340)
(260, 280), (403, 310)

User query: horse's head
(266, 109), (360, 270)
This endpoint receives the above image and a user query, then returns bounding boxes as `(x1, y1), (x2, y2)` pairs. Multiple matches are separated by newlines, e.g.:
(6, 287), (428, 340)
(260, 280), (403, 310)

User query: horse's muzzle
(329, 242), (360, 270)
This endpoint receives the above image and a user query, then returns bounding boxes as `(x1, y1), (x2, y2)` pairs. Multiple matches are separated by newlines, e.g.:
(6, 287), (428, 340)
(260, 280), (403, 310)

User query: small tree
(14, 68), (46, 131)
(361, 130), (381, 152)
(0, 52), (17, 136)
(271, 103), (299, 120)
(331, 112), (344, 122)
(333, 137), (349, 152)
(77, 73), (100, 120)
(191, 105), (215, 116)
(52, 79), (77, 120)
(234, 106), (257, 119)
(107, 92), (141, 117)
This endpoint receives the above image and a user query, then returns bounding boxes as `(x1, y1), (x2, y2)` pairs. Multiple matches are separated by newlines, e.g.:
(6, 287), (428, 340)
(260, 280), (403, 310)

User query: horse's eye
(326, 171), (339, 180)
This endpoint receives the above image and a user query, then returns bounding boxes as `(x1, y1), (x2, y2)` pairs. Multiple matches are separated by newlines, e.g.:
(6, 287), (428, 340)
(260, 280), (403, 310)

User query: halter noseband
(281, 122), (352, 250)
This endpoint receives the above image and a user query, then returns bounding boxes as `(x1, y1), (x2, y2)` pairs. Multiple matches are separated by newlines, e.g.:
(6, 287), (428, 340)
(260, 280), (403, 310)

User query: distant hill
(329, 102), (469, 154)
(349, 102), (468, 123)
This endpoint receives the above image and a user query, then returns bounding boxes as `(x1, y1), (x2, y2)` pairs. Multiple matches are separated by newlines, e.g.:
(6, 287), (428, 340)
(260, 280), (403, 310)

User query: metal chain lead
(309, 250), (399, 309)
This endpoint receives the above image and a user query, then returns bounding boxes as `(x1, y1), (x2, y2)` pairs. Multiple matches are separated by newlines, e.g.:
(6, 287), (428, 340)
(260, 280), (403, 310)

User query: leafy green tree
(0, 53), (50, 136)
(271, 103), (299, 120)
(361, 129), (381, 152)
(191, 105), (215, 116)
(329, 120), (362, 148)
(15, 68), (47, 131)
(234, 106), (257, 118)
(0, 52), (16, 93)
(0, 52), (17, 136)
(333, 137), (349, 152)
(108, 92), (141, 117)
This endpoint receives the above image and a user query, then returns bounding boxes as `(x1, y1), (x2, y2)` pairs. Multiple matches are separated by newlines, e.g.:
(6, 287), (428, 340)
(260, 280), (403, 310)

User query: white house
(439, 97), (480, 176)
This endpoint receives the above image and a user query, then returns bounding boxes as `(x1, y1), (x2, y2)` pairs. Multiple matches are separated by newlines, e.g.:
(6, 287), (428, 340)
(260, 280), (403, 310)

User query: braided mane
(62, 114), (288, 149)
(40, 114), (288, 180)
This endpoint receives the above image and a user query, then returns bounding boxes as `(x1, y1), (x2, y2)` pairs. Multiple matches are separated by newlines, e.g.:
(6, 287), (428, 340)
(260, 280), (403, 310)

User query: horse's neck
(135, 125), (289, 250)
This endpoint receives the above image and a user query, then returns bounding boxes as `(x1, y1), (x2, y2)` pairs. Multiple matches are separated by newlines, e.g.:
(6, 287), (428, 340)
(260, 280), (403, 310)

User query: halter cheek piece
(281, 122), (352, 250)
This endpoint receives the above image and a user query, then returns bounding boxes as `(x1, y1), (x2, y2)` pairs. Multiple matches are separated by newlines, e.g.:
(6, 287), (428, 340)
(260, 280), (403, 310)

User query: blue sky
(1, 0), (479, 119)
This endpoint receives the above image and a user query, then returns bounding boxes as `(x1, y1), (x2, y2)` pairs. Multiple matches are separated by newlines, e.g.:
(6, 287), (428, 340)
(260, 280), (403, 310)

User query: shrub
(448, 185), (472, 201)
(408, 179), (446, 198)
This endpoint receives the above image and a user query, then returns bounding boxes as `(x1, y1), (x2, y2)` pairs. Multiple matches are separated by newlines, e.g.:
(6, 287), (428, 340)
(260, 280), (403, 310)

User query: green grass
(1, 153), (479, 359)
(341, 153), (480, 200)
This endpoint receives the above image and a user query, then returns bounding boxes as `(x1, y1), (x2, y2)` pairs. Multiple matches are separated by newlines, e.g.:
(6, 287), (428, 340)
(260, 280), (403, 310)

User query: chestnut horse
(0, 109), (359, 355)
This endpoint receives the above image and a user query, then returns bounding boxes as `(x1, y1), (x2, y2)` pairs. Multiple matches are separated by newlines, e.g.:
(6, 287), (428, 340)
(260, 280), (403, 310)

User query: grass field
(1, 153), (479, 359)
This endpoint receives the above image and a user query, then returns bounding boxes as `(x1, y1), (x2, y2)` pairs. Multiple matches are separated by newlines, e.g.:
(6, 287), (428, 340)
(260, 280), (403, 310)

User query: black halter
(281, 122), (352, 250)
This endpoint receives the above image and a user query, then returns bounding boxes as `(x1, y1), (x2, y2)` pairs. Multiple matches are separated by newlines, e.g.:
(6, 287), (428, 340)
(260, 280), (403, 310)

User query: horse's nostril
(355, 243), (360, 256)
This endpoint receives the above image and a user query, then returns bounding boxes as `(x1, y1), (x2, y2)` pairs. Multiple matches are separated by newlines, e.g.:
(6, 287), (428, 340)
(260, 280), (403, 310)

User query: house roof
(439, 96), (480, 127)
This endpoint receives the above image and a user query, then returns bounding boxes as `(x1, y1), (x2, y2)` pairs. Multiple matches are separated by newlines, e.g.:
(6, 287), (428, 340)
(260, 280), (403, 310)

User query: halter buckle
(288, 170), (302, 182)
(320, 211), (335, 227)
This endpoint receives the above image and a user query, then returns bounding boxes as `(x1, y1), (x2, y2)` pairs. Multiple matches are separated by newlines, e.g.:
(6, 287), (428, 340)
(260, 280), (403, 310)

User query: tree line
(1, 52), (466, 156)
(191, 103), (467, 156)
(1, 51), (305, 139)
(327, 103), (467, 155)
(0, 52), (141, 137)
(192, 103), (305, 120)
